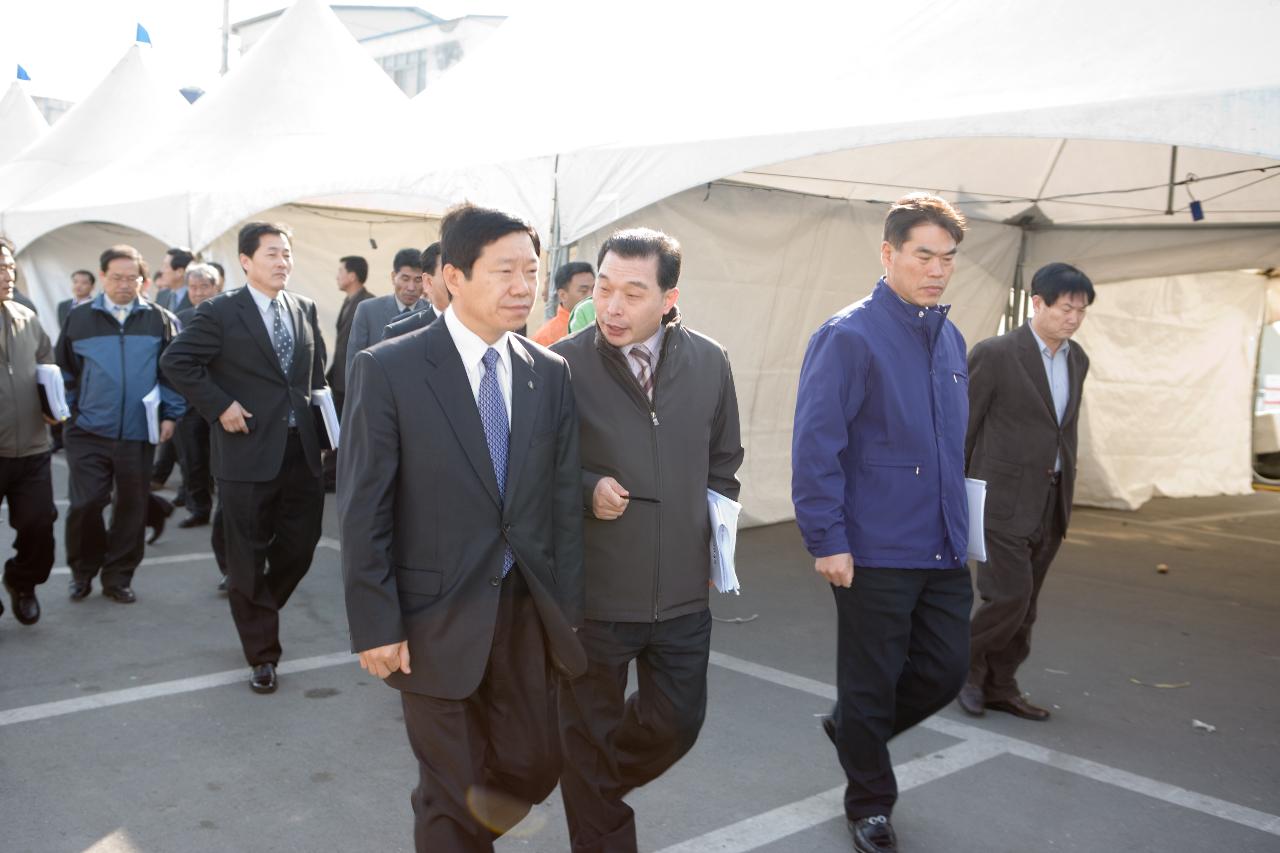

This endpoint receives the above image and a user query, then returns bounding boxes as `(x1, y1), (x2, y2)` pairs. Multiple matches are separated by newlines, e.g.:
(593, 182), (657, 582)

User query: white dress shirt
(247, 284), (294, 344)
(444, 306), (512, 428)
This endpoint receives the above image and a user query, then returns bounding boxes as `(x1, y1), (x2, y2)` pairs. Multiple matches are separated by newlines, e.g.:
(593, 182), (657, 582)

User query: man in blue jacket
(792, 194), (972, 853)
(57, 245), (185, 604)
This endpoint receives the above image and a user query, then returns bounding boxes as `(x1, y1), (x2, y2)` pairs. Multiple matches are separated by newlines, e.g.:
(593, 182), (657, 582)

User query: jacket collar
(92, 292), (151, 316)
(872, 278), (950, 341)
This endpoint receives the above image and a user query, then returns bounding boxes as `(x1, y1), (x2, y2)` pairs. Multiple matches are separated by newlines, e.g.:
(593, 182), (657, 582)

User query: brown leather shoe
(956, 683), (985, 716)
(986, 695), (1051, 721)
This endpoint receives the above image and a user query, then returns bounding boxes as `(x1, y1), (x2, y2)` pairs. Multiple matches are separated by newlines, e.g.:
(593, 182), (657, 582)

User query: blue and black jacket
(56, 294), (186, 442)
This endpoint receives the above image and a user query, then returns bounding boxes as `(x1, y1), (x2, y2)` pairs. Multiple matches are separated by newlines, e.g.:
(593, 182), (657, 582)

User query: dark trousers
(151, 435), (178, 485)
(211, 501), (227, 575)
(559, 609), (713, 853)
(400, 569), (560, 853)
(176, 412), (212, 517)
(968, 483), (1064, 701)
(64, 425), (152, 587)
(0, 452), (56, 592)
(217, 434), (323, 666)
(830, 567), (972, 819)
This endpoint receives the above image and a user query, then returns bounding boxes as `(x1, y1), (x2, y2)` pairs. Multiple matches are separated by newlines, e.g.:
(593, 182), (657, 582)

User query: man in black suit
(340, 204), (586, 852)
(958, 263), (1093, 722)
(343, 247), (428, 378)
(381, 241), (444, 341)
(162, 222), (328, 694)
(153, 247), (195, 313)
(171, 263), (223, 529)
(57, 270), (97, 327)
(322, 255), (373, 490)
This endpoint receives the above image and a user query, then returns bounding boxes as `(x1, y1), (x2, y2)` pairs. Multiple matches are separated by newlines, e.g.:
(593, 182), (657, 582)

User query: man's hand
(219, 401), (253, 434)
(592, 476), (630, 520)
(41, 415), (60, 427)
(358, 641), (411, 680)
(158, 419), (176, 444)
(816, 552), (854, 588)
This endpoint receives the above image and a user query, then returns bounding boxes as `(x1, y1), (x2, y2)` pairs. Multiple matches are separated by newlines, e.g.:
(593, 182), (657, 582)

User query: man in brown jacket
(551, 227), (743, 853)
(0, 238), (58, 625)
(959, 262), (1093, 722)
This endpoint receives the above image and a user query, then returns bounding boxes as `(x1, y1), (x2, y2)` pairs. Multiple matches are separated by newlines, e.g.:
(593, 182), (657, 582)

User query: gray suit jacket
(965, 322), (1089, 538)
(381, 304), (438, 341)
(344, 294), (428, 381)
(338, 319), (587, 699)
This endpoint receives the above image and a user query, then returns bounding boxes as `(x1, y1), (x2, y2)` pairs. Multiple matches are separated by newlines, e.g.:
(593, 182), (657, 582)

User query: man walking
(343, 247), (427, 378)
(58, 245), (184, 604)
(326, 255), (373, 415)
(533, 261), (594, 347)
(0, 238), (58, 624)
(162, 222), (328, 694)
(792, 194), (972, 853)
(957, 263), (1093, 721)
(552, 228), (743, 853)
(170, 263), (223, 529)
(381, 242), (445, 341)
(340, 204), (585, 852)
(57, 270), (96, 326)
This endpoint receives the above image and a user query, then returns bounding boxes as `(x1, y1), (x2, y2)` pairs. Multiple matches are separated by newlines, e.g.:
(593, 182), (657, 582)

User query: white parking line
(708, 652), (1280, 840)
(1073, 511), (1280, 547)
(654, 739), (1004, 853)
(0, 651), (355, 728)
(48, 552), (214, 576)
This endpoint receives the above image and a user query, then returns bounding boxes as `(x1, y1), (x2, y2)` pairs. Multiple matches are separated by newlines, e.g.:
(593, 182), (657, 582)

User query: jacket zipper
(117, 312), (127, 440)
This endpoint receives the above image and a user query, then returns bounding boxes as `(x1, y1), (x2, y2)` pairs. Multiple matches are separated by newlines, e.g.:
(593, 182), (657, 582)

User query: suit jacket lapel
(235, 286), (286, 379)
(502, 338), (542, 514)
(423, 322), (503, 509)
(1064, 343), (1086, 426)
(284, 291), (306, 381)
(1015, 323), (1056, 421)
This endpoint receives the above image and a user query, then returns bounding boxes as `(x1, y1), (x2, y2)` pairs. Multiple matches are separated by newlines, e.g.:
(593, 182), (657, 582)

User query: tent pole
(544, 153), (565, 321)
(1008, 224), (1031, 330)
(1165, 145), (1178, 215)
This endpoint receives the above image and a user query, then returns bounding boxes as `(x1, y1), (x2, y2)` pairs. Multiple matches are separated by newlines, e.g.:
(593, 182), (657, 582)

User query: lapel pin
(528, 380), (534, 389)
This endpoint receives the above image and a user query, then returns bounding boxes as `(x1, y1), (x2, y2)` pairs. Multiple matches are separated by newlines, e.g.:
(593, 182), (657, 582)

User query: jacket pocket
(395, 566), (442, 596)
(982, 457), (1022, 521)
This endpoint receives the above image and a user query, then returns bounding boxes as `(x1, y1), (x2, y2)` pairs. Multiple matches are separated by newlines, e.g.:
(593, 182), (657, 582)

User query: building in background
(233, 4), (504, 96)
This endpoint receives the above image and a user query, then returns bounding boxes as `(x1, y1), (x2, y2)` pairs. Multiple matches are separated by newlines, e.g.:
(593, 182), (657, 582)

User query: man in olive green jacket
(551, 227), (743, 853)
(0, 239), (57, 625)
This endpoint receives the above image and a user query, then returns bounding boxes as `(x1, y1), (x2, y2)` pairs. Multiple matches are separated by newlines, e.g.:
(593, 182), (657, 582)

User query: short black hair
(339, 255), (368, 283)
(393, 247), (423, 273)
(238, 222), (292, 259)
(440, 203), (540, 279)
(884, 193), (967, 250)
(597, 228), (682, 291)
(166, 247), (194, 271)
(72, 269), (96, 285)
(555, 261), (595, 292)
(100, 244), (144, 274)
(1031, 262), (1096, 306)
(208, 261), (226, 284)
(421, 242), (442, 275)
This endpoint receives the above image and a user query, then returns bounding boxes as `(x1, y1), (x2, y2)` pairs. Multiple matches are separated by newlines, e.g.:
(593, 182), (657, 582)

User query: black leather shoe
(217, 574), (228, 593)
(986, 695), (1051, 721)
(4, 580), (40, 625)
(102, 585), (137, 604)
(147, 495), (174, 544)
(250, 663), (277, 694)
(177, 514), (210, 529)
(957, 683), (985, 717)
(68, 579), (92, 601)
(849, 815), (897, 853)
(821, 713), (837, 746)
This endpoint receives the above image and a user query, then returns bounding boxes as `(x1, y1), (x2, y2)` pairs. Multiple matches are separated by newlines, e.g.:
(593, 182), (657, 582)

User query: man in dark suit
(162, 222), (328, 694)
(958, 263), (1093, 722)
(322, 255), (373, 491)
(381, 241), (444, 341)
(340, 204), (585, 852)
(153, 247), (195, 313)
(171, 263), (223, 529)
(343, 247), (427, 378)
(57, 270), (97, 327)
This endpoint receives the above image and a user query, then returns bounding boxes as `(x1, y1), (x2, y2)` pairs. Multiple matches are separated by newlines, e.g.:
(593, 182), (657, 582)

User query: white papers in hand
(35, 364), (71, 421)
(142, 384), (162, 444)
(965, 478), (987, 563)
(311, 388), (340, 449)
(707, 489), (743, 595)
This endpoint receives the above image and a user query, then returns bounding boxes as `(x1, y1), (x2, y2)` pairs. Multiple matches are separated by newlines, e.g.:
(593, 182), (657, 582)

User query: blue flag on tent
(136, 23), (151, 45)
(17, 64), (30, 81)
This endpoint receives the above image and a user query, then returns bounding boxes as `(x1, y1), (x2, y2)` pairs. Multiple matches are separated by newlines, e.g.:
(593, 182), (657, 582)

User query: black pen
(625, 495), (661, 504)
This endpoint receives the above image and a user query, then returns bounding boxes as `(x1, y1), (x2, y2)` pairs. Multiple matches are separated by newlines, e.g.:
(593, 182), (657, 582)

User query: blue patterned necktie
(269, 299), (296, 426)
(478, 347), (513, 577)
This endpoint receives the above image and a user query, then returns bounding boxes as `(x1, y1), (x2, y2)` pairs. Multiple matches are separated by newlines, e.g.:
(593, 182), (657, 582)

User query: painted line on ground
(1073, 511), (1280, 547)
(0, 651), (355, 728)
(318, 537), (341, 551)
(1141, 507), (1280, 527)
(709, 652), (1280, 840)
(654, 739), (1004, 853)
(48, 552), (214, 577)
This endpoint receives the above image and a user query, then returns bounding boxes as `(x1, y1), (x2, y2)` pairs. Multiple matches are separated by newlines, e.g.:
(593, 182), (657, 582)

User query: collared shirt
(444, 305), (512, 428)
(247, 284), (294, 344)
(623, 324), (665, 384)
(1028, 325), (1070, 472)
(394, 296), (417, 315)
(171, 285), (188, 308)
(108, 298), (136, 325)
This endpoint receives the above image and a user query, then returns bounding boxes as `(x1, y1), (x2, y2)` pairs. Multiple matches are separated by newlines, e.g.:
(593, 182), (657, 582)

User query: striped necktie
(629, 345), (653, 400)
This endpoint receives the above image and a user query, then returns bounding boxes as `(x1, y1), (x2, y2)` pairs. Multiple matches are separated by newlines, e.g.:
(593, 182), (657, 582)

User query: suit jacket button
(490, 577), (501, 587)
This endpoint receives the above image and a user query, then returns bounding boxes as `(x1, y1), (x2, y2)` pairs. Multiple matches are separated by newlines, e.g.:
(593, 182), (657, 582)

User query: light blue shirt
(246, 284), (294, 344)
(172, 285), (188, 308)
(1029, 325), (1070, 472)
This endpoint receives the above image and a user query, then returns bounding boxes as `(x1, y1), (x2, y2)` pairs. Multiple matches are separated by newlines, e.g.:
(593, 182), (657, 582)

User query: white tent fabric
(0, 45), (190, 233)
(6, 0), (410, 251)
(0, 82), (47, 164)
(1072, 272), (1268, 509)
(572, 183), (1021, 524)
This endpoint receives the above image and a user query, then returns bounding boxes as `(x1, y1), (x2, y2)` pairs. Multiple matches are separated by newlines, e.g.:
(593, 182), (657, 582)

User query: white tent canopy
(0, 81), (47, 164)
(0, 45), (190, 234)
(6, 0), (411, 250)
